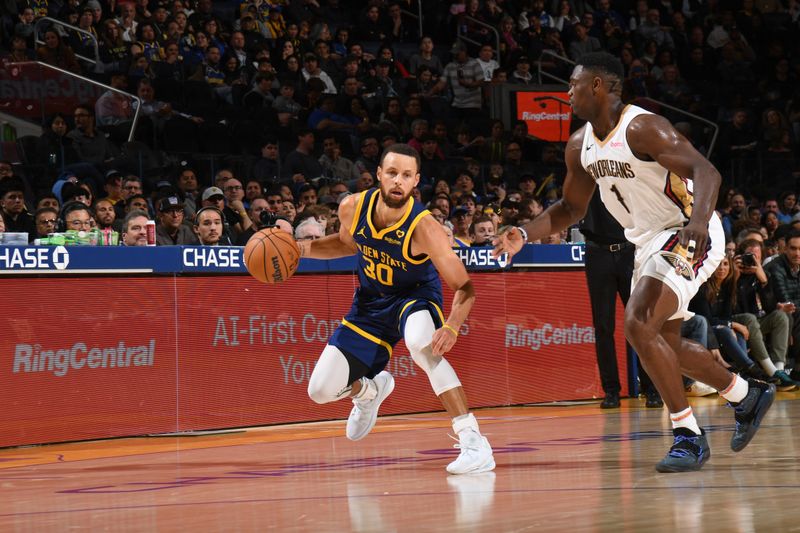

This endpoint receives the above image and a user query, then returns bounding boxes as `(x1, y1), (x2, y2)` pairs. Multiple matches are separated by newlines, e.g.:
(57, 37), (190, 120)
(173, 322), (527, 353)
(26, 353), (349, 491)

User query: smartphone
(741, 252), (756, 267)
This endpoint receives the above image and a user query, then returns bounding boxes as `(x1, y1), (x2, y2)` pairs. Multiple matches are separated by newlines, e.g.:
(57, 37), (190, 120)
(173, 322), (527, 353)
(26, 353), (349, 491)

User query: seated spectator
(272, 80), (304, 124)
(33, 207), (59, 242)
(37, 29), (82, 73)
(469, 215), (496, 246)
(124, 194), (150, 217)
(691, 256), (768, 380)
(2, 36), (36, 66)
(301, 53), (337, 94)
(764, 230), (800, 382)
(37, 113), (80, 170)
(67, 104), (119, 168)
(194, 206), (226, 245)
(450, 206), (472, 246)
(319, 135), (359, 182)
(354, 136), (380, 178)
(253, 139), (281, 184)
(222, 178), (253, 236)
(283, 129), (324, 181)
(121, 210), (150, 246)
(61, 201), (94, 233)
(294, 217), (325, 240)
(93, 198), (120, 232)
(0, 178), (35, 237)
(173, 167), (199, 218)
(733, 238), (797, 390)
(237, 198), (270, 245)
(408, 36), (443, 77)
(155, 195), (198, 245)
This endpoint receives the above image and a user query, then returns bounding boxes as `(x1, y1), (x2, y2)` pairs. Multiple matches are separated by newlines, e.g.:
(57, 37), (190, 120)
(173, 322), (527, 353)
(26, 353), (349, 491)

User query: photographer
(732, 238), (797, 390)
(236, 197), (292, 245)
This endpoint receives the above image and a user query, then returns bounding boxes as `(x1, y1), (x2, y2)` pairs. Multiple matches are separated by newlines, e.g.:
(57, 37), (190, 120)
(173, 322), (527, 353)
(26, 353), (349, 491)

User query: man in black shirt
(579, 190), (661, 408)
(0, 178), (36, 238)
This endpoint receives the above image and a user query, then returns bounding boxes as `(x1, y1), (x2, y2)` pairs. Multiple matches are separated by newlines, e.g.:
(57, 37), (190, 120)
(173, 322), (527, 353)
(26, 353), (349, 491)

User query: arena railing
(536, 49), (720, 158)
(4, 61), (141, 143)
(400, 1), (424, 42)
(456, 15), (501, 61)
(33, 16), (100, 67)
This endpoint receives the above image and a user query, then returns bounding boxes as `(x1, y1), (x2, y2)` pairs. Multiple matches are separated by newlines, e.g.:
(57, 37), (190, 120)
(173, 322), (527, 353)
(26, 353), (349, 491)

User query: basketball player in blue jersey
(300, 144), (494, 475)
(494, 52), (775, 473)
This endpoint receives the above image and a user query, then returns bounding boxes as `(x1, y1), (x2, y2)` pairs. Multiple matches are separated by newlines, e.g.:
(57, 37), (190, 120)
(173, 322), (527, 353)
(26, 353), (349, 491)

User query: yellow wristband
(442, 324), (459, 337)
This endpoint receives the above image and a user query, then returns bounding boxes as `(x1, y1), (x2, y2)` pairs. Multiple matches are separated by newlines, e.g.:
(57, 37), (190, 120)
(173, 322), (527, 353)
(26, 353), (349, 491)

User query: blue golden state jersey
(349, 188), (441, 299)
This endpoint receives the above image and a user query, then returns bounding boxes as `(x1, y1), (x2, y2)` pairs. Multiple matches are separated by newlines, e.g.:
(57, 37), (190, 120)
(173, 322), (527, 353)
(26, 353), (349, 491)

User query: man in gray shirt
(433, 41), (485, 121)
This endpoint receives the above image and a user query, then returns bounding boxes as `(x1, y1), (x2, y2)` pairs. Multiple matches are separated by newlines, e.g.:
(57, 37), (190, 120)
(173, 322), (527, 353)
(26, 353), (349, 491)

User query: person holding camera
(732, 238), (798, 391)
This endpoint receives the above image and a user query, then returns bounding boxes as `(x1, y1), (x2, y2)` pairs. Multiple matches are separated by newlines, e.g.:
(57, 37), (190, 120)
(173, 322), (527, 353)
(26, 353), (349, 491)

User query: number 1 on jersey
(610, 184), (631, 213)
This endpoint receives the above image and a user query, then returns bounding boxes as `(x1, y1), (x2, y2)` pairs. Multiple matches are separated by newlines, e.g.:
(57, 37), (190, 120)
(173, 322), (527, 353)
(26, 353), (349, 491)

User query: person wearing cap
(301, 52), (337, 94)
(510, 56), (534, 84)
(155, 195), (198, 245)
(101, 170), (124, 205)
(201, 186), (236, 245)
(450, 206), (472, 246)
(431, 41), (485, 120)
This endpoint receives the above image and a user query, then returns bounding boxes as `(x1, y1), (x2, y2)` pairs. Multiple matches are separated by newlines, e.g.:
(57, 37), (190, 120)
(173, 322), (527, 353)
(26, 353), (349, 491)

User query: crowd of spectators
(0, 0), (798, 252)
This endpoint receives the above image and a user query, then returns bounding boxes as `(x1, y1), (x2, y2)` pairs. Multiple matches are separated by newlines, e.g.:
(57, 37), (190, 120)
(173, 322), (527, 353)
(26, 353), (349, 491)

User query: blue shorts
(329, 293), (444, 378)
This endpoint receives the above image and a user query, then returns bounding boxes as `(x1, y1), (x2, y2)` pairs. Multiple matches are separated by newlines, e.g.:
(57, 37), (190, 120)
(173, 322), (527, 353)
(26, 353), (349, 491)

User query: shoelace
(448, 433), (482, 453)
(667, 435), (701, 458)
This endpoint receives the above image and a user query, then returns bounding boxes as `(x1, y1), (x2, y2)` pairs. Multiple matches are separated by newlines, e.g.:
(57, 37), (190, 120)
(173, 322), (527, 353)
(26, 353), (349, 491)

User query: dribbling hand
(492, 227), (525, 260)
(678, 221), (708, 263)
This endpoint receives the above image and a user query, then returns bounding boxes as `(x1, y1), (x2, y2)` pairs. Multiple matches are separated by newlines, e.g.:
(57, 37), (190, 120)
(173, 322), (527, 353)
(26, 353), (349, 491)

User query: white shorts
(632, 213), (725, 321)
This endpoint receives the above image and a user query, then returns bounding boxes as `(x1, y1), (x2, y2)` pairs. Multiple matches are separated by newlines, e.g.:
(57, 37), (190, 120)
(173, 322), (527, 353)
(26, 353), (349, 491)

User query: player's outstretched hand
(432, 325), (458, 356)
(492, 227), (525, 260)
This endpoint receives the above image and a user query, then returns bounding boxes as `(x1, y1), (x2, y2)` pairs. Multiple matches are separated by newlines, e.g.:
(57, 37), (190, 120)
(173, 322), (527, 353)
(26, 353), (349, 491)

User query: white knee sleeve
(404, 310), (462, 396)
(307, 345), (352, 404)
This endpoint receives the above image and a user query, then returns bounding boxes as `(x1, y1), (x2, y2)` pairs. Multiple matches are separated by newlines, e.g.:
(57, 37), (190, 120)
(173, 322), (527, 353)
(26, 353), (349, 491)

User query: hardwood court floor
(1, 394), (799, 532)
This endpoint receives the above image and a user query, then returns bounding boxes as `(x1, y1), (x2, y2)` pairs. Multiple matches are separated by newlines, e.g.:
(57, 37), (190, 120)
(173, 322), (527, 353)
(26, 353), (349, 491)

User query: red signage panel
(0, 272), (625, 447)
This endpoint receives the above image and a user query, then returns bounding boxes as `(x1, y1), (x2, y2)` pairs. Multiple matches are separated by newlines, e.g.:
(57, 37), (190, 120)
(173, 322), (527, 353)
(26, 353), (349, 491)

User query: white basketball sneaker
(346, 371), (395, 441)
(447, 415), (495, 475)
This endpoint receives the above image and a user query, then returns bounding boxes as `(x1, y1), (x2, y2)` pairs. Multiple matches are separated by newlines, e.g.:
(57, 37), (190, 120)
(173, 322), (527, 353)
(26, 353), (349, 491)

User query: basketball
(244, 227), (301, 284)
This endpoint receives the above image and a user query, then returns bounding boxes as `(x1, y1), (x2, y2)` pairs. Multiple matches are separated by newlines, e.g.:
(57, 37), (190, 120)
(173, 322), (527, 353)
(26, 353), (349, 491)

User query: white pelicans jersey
(579, 104), (692, 248)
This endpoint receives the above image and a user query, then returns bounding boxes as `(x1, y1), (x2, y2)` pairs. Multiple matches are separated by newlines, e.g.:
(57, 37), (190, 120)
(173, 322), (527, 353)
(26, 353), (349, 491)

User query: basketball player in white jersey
(494, 52), (775, 472)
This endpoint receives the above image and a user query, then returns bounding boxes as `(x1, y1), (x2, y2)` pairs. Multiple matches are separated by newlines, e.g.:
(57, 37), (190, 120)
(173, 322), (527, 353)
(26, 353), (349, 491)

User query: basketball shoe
(655, 428), (710, 473)
(346, 371), (395, 441)
(730, 379), (776, 452)
(447, 415), (495, 475)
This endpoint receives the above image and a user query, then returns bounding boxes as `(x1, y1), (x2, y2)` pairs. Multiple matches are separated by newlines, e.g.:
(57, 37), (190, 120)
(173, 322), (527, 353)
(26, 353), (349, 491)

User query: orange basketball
(244, 227), (301, 284)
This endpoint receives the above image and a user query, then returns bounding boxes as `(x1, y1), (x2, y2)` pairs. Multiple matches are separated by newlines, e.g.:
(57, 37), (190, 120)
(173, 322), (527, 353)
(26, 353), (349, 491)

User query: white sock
(720, 374), (749, 403)
(670, 407), (701, 434)
(452, 413), (480, 435)
(758, 358), (778, 376)
(776, 361), (785, 371)
(353, 377), (377, 401)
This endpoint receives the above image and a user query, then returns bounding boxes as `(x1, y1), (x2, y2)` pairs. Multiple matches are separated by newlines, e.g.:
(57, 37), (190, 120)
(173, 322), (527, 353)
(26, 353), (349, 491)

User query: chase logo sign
(454, 247), (509, 269)
(52, 246), (69, 270)
(0, 246), (70, 270)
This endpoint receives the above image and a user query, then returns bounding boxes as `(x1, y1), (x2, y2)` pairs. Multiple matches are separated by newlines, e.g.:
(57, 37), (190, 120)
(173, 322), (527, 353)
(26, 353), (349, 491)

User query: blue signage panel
(0, 244), (585, 274)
